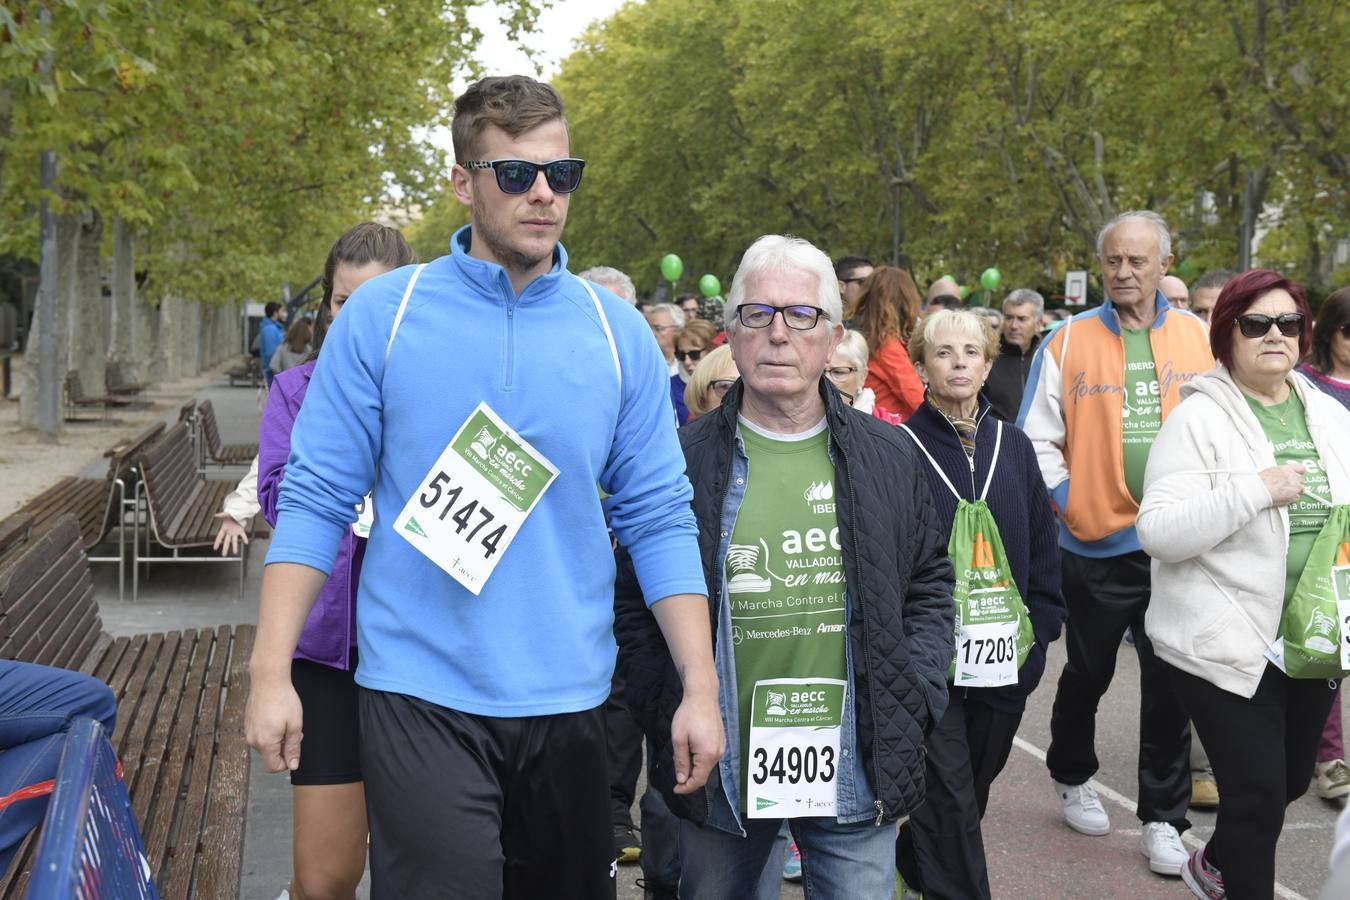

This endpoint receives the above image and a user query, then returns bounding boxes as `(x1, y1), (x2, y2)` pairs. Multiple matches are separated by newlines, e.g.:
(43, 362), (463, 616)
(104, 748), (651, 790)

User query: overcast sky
(465, 0), (630, 84)
(426, 0), (628, 157)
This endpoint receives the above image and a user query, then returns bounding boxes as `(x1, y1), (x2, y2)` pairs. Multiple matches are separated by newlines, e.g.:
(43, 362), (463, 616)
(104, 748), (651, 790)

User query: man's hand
(670, 685), (724, 794)
(245, 672), (304, 773)
(212, 513), (250, 556)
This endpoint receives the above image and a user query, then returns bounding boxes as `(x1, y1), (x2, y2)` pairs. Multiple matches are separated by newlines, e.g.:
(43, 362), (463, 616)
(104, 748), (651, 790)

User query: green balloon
(1177, 259), (1198, 278)
(980, 267), (1002, 291)
(660, 254), (684, 282)
(958, 285), (969, 299)
(698, 274), (721, 298)
(940, 273), (954, 283)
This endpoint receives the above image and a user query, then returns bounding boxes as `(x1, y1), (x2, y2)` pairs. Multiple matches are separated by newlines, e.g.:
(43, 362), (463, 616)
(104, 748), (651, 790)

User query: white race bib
(954, 616), (1020, 687)
(746, 678), (846, 818)
(1335, 566), (1350, 672)
(393, 403), (559, 595)
(352, 493), (375, 538)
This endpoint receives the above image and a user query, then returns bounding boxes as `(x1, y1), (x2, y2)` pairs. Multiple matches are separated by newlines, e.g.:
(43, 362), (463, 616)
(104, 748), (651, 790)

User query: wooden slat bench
(64, 370), (112, 421)
(135, 422), (250, 602)
(197, 399), (257, 467)
(226, 356), (261, 388)
(105, 360), (149, 400)
(17, 422), (166, 604)
(0, 515), (253, 898)
(0, 511), (31, 571)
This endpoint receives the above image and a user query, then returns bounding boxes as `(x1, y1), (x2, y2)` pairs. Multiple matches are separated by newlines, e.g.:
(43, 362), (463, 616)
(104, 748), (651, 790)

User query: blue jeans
(642, 784), (783, 894)
(679, 815), (895, 900)
(0, 661), (117, 876)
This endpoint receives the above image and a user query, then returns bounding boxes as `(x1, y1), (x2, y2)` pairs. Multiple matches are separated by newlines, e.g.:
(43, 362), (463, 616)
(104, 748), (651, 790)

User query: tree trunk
(20, 211), (79, 430)
(67, 209), (107, 401)
(140, 297), (163, 382)
(158, 295), (181, 381)
(109, 217), (141, 381)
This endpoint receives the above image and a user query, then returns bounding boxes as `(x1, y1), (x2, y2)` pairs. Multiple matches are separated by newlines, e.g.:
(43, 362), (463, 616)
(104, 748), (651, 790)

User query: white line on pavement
(1011, 736), (1310, 900)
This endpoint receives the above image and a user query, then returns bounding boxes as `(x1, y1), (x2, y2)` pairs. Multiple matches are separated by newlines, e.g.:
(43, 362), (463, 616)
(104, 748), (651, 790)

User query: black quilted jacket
(614, 378), (954, 825)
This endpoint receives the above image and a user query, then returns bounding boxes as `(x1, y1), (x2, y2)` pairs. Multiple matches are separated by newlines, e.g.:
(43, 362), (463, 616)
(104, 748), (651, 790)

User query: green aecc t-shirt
(1245, 391), (1331, 601)
(726, 417), (848, 813)
(1121, 327), (1163, 504)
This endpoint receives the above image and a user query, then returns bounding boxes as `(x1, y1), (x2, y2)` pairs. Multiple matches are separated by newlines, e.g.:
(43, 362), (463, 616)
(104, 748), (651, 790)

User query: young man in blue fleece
(244, 75), (722, 900)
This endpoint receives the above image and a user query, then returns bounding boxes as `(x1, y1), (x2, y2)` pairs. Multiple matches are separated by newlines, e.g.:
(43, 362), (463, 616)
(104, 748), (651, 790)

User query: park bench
(226, 355), (261, 388)
(106, 360), (149, 400)
(134, 422), (249, 602)
(64, 370), (113, 421)
(16, 422), (166, 603)
(196, 399), (257, 468)
(0, 515), (252, 899)
(0, 511), (31, 570)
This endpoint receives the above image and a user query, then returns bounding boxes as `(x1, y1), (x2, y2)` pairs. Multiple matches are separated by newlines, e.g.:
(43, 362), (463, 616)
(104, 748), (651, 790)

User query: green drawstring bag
(1276, 506), (1350, 679)
(945, 499), (1035, 686)
(903, 421), (1035, 687)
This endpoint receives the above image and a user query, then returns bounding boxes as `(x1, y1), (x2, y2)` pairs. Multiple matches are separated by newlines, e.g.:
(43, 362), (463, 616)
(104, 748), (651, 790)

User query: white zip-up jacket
(1139, 366), (1350, 698)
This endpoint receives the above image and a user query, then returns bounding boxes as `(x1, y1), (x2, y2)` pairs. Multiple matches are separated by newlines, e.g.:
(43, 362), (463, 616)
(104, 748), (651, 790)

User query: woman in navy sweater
(894, 310), (1065, 900)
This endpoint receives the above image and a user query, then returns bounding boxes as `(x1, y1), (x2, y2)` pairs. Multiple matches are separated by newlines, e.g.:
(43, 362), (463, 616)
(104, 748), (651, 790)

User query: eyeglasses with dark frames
(736, 303), (828, 330)
(1235, 313), (1304, 339)
(710, 379), (736, 395)
(826, 366), (858, 380)
(462, 158), (586, 194)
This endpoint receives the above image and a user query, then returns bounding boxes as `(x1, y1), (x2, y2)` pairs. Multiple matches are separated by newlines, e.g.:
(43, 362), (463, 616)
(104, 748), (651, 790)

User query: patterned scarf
(929, 395), (977, 461)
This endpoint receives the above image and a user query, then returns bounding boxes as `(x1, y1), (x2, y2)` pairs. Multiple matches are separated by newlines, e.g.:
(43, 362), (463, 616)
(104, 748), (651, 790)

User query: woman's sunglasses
(675, 348), (706, 362)
(462, 158), (586, 194)
(1235, 313), (1304, 339)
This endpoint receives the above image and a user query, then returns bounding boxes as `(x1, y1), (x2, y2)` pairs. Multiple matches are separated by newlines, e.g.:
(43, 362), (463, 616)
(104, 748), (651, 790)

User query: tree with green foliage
(544, 0), (1345, 299)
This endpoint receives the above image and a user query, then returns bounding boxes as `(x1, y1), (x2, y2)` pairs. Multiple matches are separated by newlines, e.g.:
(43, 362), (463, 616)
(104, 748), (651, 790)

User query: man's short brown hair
(451, 75), (568, 162)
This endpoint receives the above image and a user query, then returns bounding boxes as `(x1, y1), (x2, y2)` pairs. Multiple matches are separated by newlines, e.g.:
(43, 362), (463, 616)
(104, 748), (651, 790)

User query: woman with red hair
(1136, 269), (1350, 899)
(850, 267), (926, 419)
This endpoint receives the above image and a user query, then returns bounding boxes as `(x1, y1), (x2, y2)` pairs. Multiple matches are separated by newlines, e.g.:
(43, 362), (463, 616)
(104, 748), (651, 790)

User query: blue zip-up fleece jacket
(267, 226), (706, 717)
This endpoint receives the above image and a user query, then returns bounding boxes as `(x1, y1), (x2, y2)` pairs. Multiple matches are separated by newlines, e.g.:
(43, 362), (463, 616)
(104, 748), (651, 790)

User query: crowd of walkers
(213, 72), (1350, 900)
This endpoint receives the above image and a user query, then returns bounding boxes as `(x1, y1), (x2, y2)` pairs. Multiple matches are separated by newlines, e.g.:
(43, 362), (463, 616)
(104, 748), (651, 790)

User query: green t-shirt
(726, 418), (847, 812)
(1121, 327), (1163, 504)
(1245, 391), (1332, 601)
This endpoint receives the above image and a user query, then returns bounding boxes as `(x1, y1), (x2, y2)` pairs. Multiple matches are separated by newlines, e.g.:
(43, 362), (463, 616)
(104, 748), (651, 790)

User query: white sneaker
(1052, 779), (1110, 835)
(1141, 821), (1187, 876)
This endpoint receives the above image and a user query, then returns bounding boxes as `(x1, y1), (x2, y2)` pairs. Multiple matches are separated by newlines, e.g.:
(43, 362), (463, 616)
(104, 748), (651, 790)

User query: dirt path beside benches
(0, 357), (248, 517)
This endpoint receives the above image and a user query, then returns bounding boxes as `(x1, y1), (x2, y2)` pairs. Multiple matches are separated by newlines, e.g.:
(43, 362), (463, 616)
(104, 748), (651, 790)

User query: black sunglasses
(1235, 313), (1304, 339)
(462, 158), (586, 194)
(675, 347), (706, 362)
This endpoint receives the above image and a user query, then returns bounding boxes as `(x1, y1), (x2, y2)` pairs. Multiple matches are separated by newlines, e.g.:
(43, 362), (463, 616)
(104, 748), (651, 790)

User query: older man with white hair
(615, 234), (953, 899)
(577, 265), (637, 304)
(1019, 210), (1213, 879)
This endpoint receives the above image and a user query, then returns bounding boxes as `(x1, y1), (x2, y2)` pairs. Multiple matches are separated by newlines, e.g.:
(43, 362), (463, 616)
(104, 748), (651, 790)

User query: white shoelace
(1075, 783), (1105, 813)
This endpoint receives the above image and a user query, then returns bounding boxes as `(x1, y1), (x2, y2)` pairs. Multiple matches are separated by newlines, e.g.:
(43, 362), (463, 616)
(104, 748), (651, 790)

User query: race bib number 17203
(393, 403), (558, 596)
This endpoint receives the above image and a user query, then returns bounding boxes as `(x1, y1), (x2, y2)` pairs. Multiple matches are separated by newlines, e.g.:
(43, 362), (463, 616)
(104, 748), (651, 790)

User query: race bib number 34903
(393, 403), (559, 595)
(747, 678), (846, 819)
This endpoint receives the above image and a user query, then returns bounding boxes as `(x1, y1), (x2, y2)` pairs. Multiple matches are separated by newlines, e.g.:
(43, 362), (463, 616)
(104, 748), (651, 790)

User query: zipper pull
(874, 800), (885, 826)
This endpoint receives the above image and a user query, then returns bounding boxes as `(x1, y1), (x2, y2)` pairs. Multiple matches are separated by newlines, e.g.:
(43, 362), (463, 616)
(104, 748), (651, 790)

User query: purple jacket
(258, 360), (364, 670)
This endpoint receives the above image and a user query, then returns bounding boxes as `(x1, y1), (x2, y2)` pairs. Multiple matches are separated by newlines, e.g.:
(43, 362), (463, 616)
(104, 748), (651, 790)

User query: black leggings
(1167, 662), (1338, 899)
